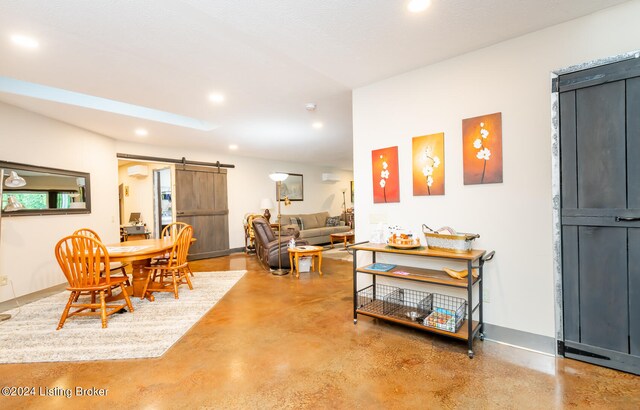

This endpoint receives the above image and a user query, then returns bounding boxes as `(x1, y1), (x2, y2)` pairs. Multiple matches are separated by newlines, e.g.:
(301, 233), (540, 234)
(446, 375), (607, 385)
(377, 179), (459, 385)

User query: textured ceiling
(0, 0), (630, 169)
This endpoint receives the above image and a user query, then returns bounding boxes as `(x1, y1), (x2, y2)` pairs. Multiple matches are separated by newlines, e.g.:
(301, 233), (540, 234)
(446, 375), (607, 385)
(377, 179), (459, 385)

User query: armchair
(252, 217), (307, 269)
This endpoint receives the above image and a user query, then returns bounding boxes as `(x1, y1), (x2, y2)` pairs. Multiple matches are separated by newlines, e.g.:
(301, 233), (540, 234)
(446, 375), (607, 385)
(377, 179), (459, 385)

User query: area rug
(0, 270), (246, 364)
(322, 246), (353, 261)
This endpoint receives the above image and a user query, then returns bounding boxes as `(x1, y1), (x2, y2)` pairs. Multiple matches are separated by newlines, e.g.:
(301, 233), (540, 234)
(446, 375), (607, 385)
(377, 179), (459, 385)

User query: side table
(330, 232), (355, 249)
(287, 246), (323, 278)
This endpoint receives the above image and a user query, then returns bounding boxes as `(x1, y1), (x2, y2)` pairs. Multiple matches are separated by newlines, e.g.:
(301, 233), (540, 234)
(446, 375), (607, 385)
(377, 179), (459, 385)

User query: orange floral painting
(412, 133), (444, 196)
(462, 112), (503, 185)
(372, 146), (399, 203)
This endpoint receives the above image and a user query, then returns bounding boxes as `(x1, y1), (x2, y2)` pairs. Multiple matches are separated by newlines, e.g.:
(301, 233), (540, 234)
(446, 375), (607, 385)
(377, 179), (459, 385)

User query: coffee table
(330, 232), (355, 249)
(288, 245), (323, 278)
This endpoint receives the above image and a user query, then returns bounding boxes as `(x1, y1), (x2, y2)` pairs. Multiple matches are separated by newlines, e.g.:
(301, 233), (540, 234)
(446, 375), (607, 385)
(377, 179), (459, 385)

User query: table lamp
(260, 198), (274, 222)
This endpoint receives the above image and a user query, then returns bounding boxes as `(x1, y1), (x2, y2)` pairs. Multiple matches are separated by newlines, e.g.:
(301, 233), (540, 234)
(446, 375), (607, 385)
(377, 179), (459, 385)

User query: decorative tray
(386, 242), (421, 249)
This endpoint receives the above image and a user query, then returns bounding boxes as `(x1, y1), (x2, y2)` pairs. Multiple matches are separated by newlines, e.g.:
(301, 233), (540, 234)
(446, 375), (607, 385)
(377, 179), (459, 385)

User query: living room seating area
(279, 211), (351, 245)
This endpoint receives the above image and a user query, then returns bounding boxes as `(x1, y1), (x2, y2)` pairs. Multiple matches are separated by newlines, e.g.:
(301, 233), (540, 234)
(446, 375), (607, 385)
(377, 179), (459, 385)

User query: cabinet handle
(615, 216), (640, 222)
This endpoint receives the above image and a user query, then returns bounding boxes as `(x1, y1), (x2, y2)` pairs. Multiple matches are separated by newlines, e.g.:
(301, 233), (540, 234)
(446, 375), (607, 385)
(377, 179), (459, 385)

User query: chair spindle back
(55, 235), (110, 287)
(73, 228), (102, 242)
(167, 225), (193, 268)
(161, 222), (190, 240)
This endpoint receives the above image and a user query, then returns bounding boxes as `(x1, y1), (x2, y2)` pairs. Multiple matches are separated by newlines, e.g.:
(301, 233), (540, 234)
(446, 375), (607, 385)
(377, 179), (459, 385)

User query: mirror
(0, 160), (91, 216)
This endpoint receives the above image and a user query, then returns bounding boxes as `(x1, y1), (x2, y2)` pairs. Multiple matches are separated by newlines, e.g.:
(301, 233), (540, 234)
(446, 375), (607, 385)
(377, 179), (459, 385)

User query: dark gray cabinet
(559, 57), (640, 374)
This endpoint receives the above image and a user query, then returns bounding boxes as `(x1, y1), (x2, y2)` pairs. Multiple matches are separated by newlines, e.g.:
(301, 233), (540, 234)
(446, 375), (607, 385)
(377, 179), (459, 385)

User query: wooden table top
(330, 232), (354, 238)
(350, 242), (486, 261)
(288, 245), (323, 253)
(105, 238), (175, 261)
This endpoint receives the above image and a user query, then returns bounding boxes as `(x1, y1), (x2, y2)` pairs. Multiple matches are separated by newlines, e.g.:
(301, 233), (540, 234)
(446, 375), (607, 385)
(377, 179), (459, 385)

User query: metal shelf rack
(351, 242), (494, 358)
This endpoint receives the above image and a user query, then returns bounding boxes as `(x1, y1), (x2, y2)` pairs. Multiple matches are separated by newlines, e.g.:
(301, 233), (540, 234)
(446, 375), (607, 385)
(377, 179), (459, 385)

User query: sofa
(279, 211), (351, 245)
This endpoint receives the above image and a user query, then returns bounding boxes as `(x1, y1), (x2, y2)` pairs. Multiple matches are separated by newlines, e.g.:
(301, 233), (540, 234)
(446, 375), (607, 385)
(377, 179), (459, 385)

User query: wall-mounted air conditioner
(127, 165), (149, 178)
(321, 173), (340, 182)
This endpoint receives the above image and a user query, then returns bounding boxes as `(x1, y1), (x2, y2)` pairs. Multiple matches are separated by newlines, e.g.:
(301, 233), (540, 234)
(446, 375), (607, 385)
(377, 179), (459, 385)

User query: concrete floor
(0, 253), (638, 409)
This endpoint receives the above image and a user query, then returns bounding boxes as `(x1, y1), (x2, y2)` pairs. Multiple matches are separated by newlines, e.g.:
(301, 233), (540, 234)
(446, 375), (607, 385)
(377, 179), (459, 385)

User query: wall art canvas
(412, 133), (445, 196)
(278, 173), (303, 201)
(372, 146), (400, 203)
(462, 112), (503, 185)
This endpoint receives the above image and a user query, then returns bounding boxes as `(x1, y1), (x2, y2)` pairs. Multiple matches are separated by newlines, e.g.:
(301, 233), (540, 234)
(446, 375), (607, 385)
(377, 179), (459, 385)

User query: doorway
(118, 160), (173, 239)
(555, 55), (640, 374)
(153, 167), (172, 238)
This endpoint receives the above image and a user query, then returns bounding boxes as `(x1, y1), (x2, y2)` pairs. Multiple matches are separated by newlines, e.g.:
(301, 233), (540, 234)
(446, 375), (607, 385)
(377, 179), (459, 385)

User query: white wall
(115, 141), (353, 249)
(0, 102), (120, 302)
(352, 1), (640, 338)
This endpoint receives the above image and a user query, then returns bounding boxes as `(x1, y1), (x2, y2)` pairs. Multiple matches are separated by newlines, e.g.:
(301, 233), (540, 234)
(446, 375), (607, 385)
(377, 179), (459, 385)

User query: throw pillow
(326, 216), (341, 227)
(290, 216), (304, 230)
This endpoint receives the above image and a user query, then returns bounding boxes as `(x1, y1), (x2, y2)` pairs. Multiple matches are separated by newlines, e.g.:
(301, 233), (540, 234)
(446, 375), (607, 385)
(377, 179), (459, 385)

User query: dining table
(105, 237), (176, 301)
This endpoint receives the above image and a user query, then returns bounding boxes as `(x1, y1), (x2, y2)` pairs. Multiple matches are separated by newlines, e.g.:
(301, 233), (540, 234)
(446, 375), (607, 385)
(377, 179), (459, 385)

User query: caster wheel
(353, 319), (358, 324)
(479, 333), (485, 341)
(468, 350), (474, 359)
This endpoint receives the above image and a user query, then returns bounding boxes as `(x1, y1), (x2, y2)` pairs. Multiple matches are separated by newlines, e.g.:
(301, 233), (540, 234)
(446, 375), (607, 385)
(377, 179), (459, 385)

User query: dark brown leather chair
(252, 217), (307, 269)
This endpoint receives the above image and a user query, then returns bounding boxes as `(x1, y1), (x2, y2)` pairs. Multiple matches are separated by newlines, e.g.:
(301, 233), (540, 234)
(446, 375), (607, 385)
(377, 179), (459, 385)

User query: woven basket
(422, 225), (479, 253)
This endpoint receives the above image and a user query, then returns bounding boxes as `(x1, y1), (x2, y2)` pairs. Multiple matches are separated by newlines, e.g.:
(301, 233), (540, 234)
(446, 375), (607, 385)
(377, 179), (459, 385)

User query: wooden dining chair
(142, 225), (194, 300)
(55, 235), (134, 329)
(73, 228), (131, 286)
(160, 222), (190, 239)
(154, 222), (194, 277)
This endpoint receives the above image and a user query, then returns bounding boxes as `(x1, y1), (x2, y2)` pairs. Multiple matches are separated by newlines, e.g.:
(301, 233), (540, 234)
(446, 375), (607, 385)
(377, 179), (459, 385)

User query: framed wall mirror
(0, 160), (91, 216)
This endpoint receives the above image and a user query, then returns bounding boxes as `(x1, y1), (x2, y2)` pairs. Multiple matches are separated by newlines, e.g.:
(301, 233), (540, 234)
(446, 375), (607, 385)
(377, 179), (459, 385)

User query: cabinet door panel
(629, 229), (640, 356)
(628, 78), (640, 208)
(578, 226), (628, 353)
(562, 226), (580, 342)
(560, 91), (578, 209)
(576, 82), (626, 209)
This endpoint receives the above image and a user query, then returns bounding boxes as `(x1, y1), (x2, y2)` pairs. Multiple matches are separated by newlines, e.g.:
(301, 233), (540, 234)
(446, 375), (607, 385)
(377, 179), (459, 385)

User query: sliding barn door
(175, 165), (229, 260)
(559, 57), (640, 374)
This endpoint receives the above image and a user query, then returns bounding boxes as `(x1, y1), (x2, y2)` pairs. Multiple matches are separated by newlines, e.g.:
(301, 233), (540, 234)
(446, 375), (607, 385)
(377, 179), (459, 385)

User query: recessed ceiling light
(209, 93), (225, 104)
(228, 144), (238, 150)
(10, 34), (39, 49)
(407, 0), (431, 13)
(312, 122), (323, 129)
(135, 128), (148, 137)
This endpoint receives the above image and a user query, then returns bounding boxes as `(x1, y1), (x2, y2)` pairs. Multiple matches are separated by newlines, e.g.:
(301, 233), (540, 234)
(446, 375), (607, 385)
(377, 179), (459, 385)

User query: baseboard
(483, 323), (556, 355)
(188, 247), (246, 260)
(0, 283), (67, 313)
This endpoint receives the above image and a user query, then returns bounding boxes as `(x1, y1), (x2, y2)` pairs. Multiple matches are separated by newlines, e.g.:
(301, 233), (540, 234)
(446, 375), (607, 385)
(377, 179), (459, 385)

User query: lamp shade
(260, 198), (274, 210)
(269, 172), (288, 182)
(4, 171), (26, 188)
(3, 196), (25, 212)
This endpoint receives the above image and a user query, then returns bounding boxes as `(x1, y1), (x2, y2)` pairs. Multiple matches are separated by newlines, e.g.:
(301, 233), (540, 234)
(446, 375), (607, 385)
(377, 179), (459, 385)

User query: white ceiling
(0, 0), (629, 170)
